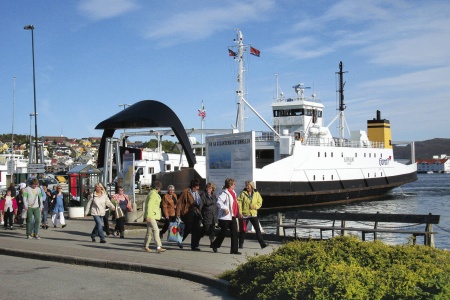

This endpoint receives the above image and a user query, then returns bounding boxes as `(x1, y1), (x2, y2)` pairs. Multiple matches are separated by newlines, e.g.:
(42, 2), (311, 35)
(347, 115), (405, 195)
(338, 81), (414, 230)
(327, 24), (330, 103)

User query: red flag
(198, 101), (206, 119)
(228, 49), (237, 57)
(250, 46), (260, 57)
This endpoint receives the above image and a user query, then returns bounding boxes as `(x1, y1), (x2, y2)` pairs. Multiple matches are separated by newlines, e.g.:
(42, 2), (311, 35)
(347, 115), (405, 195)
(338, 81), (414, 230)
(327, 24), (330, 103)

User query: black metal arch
(95, 100), (196, 168)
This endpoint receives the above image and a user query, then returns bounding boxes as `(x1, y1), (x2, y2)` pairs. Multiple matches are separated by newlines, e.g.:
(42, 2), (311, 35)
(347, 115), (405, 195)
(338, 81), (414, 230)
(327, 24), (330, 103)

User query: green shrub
(220, 236), (450, 299)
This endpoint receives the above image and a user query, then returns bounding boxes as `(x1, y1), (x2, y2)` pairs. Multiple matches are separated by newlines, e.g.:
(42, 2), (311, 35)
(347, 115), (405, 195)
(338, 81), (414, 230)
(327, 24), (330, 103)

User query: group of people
(142, 177), (267, 255)
(3, 176), (268, 255)
(0, 178), (67, 239)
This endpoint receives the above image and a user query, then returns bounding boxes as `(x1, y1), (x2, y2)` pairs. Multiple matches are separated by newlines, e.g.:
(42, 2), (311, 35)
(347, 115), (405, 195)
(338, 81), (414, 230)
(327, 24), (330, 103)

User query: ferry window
(148, 167), (154, 174)
(374, 173), (376, 177)
(324, 152), (327, 157)
(364, 153), (366, 158)
(331, 175), (334, 180)
(306, 109), (313, 116)
(367, 173), (370, 178)
(322, 175), (325, 180)
(341, 152), (343, 157)
(331, 152), (334, 157)
(165, 164), (171, 171)
(317, 111), (322, 117)
(381, 154), (382, 158)
(318, 152), (320, 157)
(355, 153), (357, 157)
(313, 175), (316, 180)
(381, 172), (383, 176)
(273, 110), (279, 117)
(369, 153), (371, 158)
(374, 153), (376, 158)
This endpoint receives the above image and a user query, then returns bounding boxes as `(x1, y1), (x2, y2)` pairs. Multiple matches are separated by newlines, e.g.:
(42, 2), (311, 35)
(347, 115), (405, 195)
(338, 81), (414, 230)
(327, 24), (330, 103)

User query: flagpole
(201, 100), (204, 155)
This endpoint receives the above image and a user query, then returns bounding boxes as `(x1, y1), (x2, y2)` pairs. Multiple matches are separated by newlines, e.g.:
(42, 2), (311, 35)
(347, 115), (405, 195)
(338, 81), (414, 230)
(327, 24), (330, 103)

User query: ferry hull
(258, 171), (417, 211)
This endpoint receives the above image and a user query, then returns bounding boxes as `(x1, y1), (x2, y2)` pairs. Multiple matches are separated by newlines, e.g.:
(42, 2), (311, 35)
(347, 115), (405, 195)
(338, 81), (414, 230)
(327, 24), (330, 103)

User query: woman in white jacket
(84, 183), (115, 243)
(210, 178), (241, 255)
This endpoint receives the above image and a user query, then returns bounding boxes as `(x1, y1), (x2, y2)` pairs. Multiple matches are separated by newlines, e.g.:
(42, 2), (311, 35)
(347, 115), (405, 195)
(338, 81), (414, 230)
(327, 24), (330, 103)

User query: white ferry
(204, 30), (417, 209)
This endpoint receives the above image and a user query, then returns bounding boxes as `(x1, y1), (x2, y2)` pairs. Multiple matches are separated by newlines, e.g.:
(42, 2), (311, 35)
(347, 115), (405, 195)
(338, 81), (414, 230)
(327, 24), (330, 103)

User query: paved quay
(0, 217), (281, 291)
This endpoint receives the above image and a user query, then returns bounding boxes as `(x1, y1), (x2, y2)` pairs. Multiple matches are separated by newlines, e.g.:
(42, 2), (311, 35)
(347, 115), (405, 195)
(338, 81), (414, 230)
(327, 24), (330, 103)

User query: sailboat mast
(235, 30), (245, 133)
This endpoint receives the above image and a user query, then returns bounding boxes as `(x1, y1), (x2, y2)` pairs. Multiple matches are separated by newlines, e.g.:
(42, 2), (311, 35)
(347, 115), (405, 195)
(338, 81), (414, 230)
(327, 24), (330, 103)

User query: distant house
(417, 154), (450, 173)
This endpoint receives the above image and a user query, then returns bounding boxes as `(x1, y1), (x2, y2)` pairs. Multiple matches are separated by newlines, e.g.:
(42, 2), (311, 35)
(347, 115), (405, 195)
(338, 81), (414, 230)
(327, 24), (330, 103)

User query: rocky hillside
(393, 138), (450, 160)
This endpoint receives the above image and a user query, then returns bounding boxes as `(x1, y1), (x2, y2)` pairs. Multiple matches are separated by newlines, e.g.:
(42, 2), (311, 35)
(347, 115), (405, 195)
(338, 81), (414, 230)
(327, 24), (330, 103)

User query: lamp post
(29, 113), (38, 156)
(118, 103), (131, 137)
(24, 24), (39, 164)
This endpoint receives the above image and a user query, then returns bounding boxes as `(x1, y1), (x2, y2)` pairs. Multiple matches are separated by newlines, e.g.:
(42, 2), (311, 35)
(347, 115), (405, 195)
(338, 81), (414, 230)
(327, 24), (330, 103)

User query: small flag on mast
(198, 101), (206, 119)
(228, 49), (237, 57)
(250, 46), (260, 57)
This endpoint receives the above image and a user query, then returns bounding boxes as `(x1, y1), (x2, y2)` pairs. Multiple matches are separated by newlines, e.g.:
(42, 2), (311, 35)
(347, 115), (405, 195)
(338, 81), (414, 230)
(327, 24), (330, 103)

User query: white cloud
(144, 0), (275, 46)
(79, 0), (139, 20)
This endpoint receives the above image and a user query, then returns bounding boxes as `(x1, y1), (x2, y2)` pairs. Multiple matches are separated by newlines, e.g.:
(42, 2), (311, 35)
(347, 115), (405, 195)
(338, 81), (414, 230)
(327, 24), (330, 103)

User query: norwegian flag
(198, 101), (206, 119)
(250, 46), (260, 57)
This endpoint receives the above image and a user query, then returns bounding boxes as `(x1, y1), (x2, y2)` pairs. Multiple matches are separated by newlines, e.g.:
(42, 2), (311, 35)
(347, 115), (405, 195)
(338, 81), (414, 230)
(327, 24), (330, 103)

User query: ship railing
(302, 138), (384, 148)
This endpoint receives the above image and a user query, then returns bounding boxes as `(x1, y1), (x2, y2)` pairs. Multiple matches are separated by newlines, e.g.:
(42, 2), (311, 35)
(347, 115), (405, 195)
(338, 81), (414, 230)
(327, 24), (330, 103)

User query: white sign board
(206, 131), (255, 193)
(28, 163), (46, 174)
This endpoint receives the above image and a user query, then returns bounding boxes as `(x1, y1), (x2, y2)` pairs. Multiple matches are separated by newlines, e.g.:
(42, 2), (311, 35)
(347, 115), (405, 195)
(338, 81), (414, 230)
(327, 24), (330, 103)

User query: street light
(24, 24), (39, 163)
(29, 113), (38, 150)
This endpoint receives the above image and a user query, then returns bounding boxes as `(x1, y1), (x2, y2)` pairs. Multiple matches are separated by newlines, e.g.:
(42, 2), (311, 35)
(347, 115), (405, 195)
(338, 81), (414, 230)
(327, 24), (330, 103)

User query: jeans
(26, 207), (41, 236)
(42, 206), (48, 225)
(102, 210), (110, 235)
(91, 215), (105, 241)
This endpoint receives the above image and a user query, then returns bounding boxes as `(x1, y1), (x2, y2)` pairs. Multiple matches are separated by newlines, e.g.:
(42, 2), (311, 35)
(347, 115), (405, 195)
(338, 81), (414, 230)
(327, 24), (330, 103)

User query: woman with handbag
(237, 180), (268, 249)
(111, 186), (132, 238)
(159, 184), (177, 239)
(176, 179), (202, 251)
(84, 183), (115, 243)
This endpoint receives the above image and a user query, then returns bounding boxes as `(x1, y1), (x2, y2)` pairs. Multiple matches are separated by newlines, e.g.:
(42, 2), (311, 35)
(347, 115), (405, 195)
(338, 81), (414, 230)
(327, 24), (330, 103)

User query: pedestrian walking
(237, 180), (268, 249)
(200, 182), (218, 247)
(0, 189), (18, 230)
(176, 179), (202, 251)
(84, 183), (115, 243)
(159, 184), (177, 239)
(143, 180), (166, 253)
(23, 178), (44, 239)
(211, 178), (241, 255)
(111, 186), (132, 238)
(51, 184), (66, 228)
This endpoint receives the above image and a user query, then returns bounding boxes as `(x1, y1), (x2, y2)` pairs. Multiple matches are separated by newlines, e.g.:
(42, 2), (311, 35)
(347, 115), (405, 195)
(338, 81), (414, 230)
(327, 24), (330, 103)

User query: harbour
(260, 173), (450, 249)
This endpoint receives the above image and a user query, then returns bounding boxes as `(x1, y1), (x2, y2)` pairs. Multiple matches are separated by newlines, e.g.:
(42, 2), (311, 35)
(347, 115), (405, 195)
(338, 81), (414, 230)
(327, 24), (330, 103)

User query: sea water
(261, 173), (450, 249)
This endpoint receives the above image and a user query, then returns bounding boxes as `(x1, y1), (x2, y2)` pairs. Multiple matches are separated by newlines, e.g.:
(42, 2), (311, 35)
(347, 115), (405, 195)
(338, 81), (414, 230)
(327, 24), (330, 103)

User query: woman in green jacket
(237, 180), (268, 249)
(143, 180), (166, 253)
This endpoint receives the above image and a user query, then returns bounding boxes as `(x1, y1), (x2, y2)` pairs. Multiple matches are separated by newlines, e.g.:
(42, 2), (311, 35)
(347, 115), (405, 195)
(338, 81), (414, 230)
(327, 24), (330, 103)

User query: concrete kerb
(0, 247), (230, 292)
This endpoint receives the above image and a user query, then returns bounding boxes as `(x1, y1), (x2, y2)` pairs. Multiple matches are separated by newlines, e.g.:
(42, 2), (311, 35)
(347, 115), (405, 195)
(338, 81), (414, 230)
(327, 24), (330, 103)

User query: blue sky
(1, 0), (449, 143)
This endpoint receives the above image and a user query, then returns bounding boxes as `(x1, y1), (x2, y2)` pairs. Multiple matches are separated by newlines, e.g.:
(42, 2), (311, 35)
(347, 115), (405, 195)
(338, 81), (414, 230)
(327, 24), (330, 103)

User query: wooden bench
(277, 211), (440, 247)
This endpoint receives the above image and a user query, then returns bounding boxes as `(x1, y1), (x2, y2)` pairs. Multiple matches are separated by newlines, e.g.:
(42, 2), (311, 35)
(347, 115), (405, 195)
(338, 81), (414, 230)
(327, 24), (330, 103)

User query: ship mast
(232, 30), (280, 137)
(235, 30), (245, 132)
(337, 61), (347, 141)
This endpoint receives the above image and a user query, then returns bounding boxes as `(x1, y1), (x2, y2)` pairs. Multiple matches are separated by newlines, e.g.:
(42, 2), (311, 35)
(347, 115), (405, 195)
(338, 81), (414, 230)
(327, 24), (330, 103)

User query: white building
(417, 154), (450, 173)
